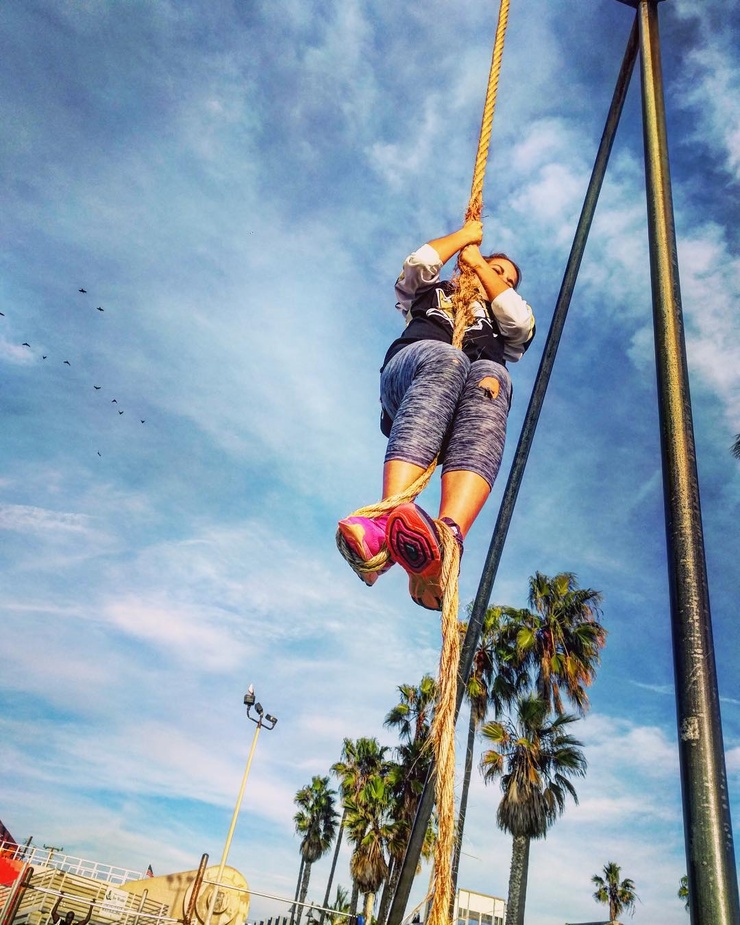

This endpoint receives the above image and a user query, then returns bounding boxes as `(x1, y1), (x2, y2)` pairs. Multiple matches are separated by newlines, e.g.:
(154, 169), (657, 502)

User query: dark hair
(484, 252), (522, 289)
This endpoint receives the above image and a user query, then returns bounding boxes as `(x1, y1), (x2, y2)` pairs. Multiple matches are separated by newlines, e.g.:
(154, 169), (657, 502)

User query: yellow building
(0, 845), (249, 925)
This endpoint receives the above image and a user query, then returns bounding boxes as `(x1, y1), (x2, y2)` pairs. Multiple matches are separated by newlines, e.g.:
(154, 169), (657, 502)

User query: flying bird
(22, 342), (30, 347)
(140, 420), (145, 424)
(96, 306), (104, 312)
(0, 311), (5, 316)
(94, 386), (101, 390)
(111, 398), (117, 403)
(97, 452), (102, 457)
(42, 355), (47, 359)
(78, 288), (87, 293)
(63, 360), (71, 365)
(118, 410), (124, 415)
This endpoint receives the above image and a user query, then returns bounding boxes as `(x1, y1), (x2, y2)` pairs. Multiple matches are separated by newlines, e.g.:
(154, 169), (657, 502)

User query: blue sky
(1, 1), (739, 923)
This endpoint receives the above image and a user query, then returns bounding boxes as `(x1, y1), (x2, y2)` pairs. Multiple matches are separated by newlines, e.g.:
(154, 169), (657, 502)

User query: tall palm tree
(480, 694), (586, 925)
(344, 775), (394, 924)
(293, 776), (339, 925)
(591, 861), (638, 922)
(506, 572), (606, 715)
(376, 739), (436, 925)
(330, 738), (391, 918)
(451, 606), (528, 905)
(377, 676), (437, 925)
(384, 674), (437, 744)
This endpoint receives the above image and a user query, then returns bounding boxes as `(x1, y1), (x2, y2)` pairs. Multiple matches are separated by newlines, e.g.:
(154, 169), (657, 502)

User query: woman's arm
(460, 245), (535, 354)
(395, 222), (485, 316)
(427, 221), (483, 264)
(459, 244), (510, 299)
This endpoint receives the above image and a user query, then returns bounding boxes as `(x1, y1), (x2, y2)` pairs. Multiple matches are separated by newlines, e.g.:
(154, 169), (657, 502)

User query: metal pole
(635, 3), (740, 923)
(1, 867), (33, 925)
(387, 22), (639, 925)
(203, 719), (263, 925)
(460, 15), (638, 698)
(183, 854), (209, 925)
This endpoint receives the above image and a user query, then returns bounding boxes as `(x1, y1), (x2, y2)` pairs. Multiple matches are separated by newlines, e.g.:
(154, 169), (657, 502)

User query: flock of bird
(5, 287), (148, 457)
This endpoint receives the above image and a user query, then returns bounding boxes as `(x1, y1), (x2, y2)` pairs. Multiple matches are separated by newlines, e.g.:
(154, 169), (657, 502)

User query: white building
(454, 888), (506, 925)
(414, 888), (506, 925)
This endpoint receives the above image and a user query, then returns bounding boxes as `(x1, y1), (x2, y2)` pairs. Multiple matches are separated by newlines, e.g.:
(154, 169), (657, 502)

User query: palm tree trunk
(320, 811), (346, 925)
(450, 705), (477, 914)
(296, 860), (313, 925)
(350, 882), (360, 917)
(376, 855), (397, 925)
(362, 891), (375, 924)
(291, 857), (305, 925)
(504, 836), (530, 925)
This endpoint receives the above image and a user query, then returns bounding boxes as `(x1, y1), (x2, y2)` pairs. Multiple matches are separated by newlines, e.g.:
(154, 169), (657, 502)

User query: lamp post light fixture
(203, 685), (277, 925)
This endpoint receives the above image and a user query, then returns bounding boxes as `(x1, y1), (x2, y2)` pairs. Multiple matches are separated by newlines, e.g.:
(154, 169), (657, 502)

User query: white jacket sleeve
(394, 244), (443, 318)
(491, 288), (536, 362)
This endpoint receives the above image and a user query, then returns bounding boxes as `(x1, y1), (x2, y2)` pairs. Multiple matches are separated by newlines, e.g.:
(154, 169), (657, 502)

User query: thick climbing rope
(334, 464), (436, 581)
(424, 4), (512, 924)
(337, 4), (510, 922)
(451, 0), (511, 349)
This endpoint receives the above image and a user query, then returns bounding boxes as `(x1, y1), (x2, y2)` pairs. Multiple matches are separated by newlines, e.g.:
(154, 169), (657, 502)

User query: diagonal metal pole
(635, 3), (740, 923)
(386, 21), (640, 925)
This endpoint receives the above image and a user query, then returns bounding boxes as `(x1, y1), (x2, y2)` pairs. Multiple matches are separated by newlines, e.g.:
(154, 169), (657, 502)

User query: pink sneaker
(337, 513), (394, 587)
(386, 505), (463, 611)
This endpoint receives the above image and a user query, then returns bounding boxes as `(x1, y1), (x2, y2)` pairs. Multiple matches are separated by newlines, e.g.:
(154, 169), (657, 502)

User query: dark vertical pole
(460, 17), (638, 697)
(1, 867), (33, 925)
(636, 3), (740, 924)
(386, 22), (639, 925)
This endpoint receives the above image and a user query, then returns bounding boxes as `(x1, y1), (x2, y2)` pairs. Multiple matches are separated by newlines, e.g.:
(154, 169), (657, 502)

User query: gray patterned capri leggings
(380, 340), (512, 488)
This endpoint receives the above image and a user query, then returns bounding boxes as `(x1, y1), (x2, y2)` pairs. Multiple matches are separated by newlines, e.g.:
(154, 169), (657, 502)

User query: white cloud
(368, 97), (446, 190)
(0, 338), (36, 363)
(673, 37), (740, 180)
(677, 226), (740, 420)
(0, 502), (93, 534)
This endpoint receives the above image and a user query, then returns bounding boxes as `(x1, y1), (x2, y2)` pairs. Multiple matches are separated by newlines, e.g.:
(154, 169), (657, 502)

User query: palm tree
(384, 674), (437, 744)
(732, 435), (740, 459)
(308, 886), (350, 925)
(375, 739), (436, 925)
(377, 676), (437, 925)
(451, 606), (528, 905)
(344, 774), (394, 924)
(678, 874), (689, 912)
(591, 861), (638, 922)
(480, 694), (586, 925)
(330, 738), (391, 918)
(506, 572), (606, 715)
(293, 776), (339, 925)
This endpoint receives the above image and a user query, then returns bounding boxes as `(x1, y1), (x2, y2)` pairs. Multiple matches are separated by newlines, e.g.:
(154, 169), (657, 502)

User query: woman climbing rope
(337, 218), (535, 610)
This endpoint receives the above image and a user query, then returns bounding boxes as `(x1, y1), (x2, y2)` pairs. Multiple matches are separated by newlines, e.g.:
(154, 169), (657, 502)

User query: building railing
(0, 843), (144, 886)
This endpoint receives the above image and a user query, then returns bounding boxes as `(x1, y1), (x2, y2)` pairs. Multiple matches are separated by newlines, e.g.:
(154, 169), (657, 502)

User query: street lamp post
(203, 685), (277, 925)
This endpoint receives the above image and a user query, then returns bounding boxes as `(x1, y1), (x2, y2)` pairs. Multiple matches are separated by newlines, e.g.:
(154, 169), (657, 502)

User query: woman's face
(486, 256), (519, 290)
(486, 257), (519, 289)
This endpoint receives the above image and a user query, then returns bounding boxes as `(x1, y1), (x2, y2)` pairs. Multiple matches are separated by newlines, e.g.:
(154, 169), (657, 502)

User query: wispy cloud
(0, 502), (94, 534)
